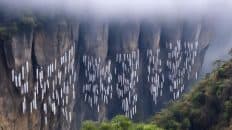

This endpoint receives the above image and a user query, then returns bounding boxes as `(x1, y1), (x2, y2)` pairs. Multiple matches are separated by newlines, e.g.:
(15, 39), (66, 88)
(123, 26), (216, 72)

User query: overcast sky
(0, 0), (232, 19)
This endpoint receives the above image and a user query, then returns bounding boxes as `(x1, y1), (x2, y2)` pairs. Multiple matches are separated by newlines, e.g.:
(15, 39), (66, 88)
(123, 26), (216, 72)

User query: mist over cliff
(1, 0), (232, 19)
(0, 1), (232, 130)
(202, 16), (232, 74)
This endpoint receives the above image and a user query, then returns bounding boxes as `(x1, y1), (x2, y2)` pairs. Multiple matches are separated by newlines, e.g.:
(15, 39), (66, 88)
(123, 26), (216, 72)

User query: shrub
(99, 123), (113, 130)
(81, 121), (98, 130)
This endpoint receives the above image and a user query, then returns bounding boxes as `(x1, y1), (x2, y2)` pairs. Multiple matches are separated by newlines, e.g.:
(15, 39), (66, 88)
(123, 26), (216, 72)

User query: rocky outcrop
(72, 19), (211, 129)
(0, 12), (212, 130)
(0, 16), (78, 130)
(72, 20), (109, 129)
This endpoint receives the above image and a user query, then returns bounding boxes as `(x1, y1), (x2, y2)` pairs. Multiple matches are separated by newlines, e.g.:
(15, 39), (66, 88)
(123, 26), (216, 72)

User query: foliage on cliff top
(152, 56), (232, 130)
(0, 12), (37, 40)
(81, 115), (163, 130)
(0, 9), (71, 41)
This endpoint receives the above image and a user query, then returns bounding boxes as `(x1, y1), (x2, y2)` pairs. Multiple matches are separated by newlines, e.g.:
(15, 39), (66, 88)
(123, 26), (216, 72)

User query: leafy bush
(81, 121), (98, 130)
(152, 57), (232, 130)
(81, 115), (163, 130)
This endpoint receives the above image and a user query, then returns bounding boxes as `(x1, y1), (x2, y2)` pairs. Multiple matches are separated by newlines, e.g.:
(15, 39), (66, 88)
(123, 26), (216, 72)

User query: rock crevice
(0, 17), (211, 130)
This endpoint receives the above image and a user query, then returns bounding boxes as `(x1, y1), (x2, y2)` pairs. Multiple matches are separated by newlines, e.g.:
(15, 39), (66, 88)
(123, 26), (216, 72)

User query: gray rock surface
(0, 13), (211, 130)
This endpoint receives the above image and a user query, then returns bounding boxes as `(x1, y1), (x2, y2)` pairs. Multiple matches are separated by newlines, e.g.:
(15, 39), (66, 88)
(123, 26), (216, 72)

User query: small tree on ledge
(213, 60), (224, 68)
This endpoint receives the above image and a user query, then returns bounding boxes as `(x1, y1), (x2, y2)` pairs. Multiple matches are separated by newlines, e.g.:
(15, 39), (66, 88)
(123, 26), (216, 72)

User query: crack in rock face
(0, 18), (78, 130)
(75, 21), (111, 124)
(0, 15), (211, 130)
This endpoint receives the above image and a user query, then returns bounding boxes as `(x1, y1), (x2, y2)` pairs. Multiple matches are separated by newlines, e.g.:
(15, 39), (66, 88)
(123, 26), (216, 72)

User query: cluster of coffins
(82, 55), (113, 112)
(146, 49), (164, 104)
(10, 44), (76, 125)
(10, 40), (201, 120)
(115, 50), (139, 118)
(11, 61), (30, 113)
(183, 41), (199, 80)
(166, 40), (199, 100)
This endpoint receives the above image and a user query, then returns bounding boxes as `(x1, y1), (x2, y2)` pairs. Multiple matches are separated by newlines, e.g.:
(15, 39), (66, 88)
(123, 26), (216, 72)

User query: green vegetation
(81, 115), (163, 130)
(152, 57), (232, 130)
(0, 11), (37, 40)
(18, 15), (37, 29)
(0, 25), (16, 40)
(82, 54), (232, 130)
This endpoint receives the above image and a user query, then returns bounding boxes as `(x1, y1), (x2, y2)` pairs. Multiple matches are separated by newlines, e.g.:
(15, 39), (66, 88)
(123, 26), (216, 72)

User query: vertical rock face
(139, 22), (161, 51)
(34, 20), (72, 65)
(73, 19), (210, 129)
(0, 17), (78, 130)
(108, 21), (140, 119)
(78, 21), (108, 58)
(137, 21), (161, 120)
(32, 20), (78, 130)
(0, 12), (211, 130)
(72, 21), (109, 129)
(109, 21), (140, 53)
(0, 27), (36, 130)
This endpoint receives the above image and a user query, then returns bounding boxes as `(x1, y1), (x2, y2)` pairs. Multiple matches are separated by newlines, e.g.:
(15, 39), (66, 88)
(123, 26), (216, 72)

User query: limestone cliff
(72, 19), (211, 129)
(0, 14), (78, 130)
(0, 11), (212, 130)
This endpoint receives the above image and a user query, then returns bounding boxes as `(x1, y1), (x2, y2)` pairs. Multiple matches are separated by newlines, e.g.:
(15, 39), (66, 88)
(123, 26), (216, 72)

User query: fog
(1, 0), (232, 73)
(202, 17), (232, 74)
(0, 0), (232, 19)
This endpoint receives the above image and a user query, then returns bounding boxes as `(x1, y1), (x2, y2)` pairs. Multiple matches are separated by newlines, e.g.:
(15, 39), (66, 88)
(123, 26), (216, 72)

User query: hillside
(81, 55), (232, 130)
(152, 56), (232, 130)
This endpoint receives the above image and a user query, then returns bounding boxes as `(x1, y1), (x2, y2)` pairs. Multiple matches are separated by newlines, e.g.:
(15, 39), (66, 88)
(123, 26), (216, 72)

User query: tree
(81, 121), (98, 130)
(213, 60), (224, 68)
(99, 123), (113, 130)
